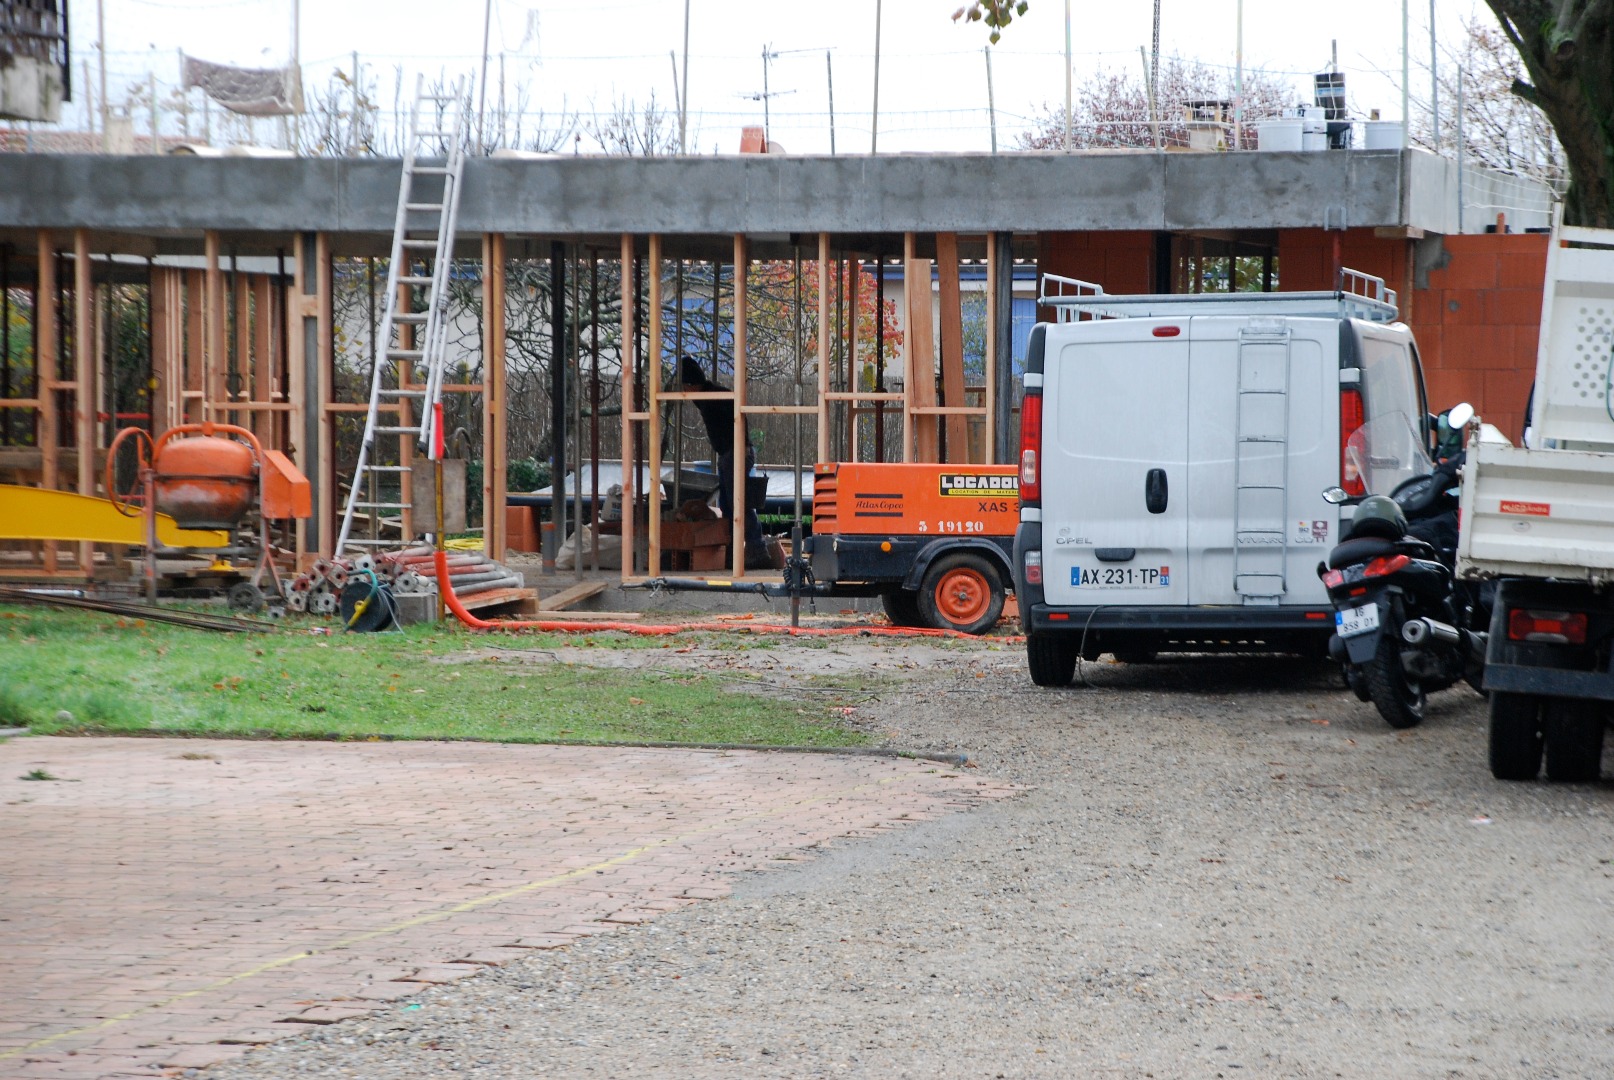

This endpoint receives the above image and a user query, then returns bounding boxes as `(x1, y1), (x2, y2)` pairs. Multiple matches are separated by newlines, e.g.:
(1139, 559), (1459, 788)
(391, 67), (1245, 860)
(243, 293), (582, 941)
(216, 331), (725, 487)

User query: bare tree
(1016, 55), (1299, 150)
(1481, 0), (1610, 225)
(583, 91), (680, 156)
(1409, 14), (1565, 193)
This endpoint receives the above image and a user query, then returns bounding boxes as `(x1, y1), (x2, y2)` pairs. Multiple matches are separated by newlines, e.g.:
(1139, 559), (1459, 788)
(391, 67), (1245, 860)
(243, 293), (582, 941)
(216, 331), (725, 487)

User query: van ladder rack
(1039, 268), (1398, 323)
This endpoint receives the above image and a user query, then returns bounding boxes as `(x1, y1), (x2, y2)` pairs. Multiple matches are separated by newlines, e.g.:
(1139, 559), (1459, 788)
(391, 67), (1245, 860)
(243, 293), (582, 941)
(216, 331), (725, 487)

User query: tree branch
(1510, 76), (1545, 109)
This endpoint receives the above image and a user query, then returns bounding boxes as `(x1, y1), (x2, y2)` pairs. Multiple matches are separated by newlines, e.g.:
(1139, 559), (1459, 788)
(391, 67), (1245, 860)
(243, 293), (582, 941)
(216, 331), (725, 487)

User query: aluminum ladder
(336, 75), (468, 553)
(1232, 322), (1292, 603)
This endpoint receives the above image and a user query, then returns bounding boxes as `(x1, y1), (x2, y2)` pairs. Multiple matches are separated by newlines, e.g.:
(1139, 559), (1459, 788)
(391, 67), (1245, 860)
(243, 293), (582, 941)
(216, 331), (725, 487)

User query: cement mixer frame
(105, 421), (312, 611)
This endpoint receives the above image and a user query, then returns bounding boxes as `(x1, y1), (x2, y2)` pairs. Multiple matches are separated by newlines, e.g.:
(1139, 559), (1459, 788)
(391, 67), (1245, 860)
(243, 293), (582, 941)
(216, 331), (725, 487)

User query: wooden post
(184, 270), (204, 424)
(904, 233), (938, 462)
(983, 231), (998, 462)
(252, 275), (274, 443)
(936, 232), (968, 461)
(847, 256), (861, 461)
(618, 233), (637, 581)
(816, 233), (831, 464)
(482, 232), (508, 560)
(73, 230), (95, 571)
(36, 231), (58, 572)
(149, 267), (181, 434)
(731, 233), (748, 575)
(204, 230), (224, 415)
(314, 233), (333, 556)
(646, 233), (663, 575)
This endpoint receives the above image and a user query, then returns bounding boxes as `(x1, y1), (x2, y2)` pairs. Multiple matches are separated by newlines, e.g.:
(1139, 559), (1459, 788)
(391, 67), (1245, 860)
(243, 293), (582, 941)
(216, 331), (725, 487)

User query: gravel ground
(204, 638), (1614, 1080)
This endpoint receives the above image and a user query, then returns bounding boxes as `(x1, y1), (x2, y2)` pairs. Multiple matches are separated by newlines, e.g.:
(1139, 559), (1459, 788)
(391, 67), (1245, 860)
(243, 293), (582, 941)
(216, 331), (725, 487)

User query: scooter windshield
(1343, 411), (1432, 495)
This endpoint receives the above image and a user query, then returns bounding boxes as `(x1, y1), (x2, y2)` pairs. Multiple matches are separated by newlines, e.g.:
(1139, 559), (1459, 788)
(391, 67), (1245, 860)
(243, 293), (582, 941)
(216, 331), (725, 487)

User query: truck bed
(1456, 441), (1614, 585)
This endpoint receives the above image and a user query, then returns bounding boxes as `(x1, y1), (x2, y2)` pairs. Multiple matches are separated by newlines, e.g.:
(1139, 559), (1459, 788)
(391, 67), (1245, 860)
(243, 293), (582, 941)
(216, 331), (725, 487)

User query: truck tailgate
(1457, 441), (1614, 584)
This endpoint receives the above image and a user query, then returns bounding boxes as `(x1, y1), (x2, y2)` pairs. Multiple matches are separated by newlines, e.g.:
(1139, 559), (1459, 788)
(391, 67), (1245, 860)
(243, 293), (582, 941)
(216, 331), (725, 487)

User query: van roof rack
(1039, 267), (1399, 323)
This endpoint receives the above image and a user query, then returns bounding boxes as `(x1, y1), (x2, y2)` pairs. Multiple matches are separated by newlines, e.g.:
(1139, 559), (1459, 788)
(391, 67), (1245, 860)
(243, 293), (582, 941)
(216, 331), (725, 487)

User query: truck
(640, 461), (1019, 635)
(1456, 215), (1614, 782)
(1013, 271), (1435, 686)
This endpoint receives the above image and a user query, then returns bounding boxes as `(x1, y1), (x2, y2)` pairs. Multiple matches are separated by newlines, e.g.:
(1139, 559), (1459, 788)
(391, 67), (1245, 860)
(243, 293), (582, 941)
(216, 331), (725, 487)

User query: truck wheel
(880, 587), (923, 628)
(1544, 700), (1605, 783)
(1027, 631), (1078, 687)
(1366, 634), (1425, 728)
(918, 553), (1005, 635)
(1487, 692), (1543, 781)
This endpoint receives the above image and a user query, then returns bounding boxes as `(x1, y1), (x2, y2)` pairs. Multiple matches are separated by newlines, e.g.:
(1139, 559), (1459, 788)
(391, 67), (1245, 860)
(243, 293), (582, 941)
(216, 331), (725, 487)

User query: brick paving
(0, 737), (1013, 1078)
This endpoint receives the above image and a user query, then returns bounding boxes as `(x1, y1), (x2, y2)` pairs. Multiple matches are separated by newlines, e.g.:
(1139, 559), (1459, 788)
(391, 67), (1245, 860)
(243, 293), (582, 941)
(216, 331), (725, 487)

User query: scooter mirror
(1447, 402), (1474, 429)
(1321, 486), (1350, 505)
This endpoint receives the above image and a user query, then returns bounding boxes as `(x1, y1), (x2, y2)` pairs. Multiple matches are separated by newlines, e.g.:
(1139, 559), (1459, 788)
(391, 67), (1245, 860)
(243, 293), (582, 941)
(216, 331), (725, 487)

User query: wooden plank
(36, 232), (58, 573)
(731, 233), (748, 576)
(619, 233), (637, 583)
(817, 233), (831, 464)
(483, 233), (507, 560)
(935, 231), (969, 462)
(984, 231), (998, 462)
(73, 230), (95, 572)
(904, 233), (938, 462)
(185, 269), (204, 423)
(646, 233), (663, 578)
(455, 586), (537, 613)
(537, 579), (608, 611)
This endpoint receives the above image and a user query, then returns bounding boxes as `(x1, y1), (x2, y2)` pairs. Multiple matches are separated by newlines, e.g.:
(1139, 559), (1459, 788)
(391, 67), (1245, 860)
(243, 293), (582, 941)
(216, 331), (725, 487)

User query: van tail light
(1340, 387), (1366, 496)
(1362, 554), (1410, 579)
(1018, 391), (1043, 506)
(1507, 609), (1587, 644)
(1023, 549), (1043, 585)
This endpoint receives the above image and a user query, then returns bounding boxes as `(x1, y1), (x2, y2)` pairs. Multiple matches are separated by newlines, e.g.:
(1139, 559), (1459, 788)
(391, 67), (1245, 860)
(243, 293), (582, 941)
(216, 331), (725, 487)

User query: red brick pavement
(0, 737), (1013, 1078)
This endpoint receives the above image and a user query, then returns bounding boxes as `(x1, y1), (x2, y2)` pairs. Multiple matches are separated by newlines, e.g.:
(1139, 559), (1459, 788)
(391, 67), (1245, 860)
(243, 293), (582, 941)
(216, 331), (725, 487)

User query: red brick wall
(1408, 233), (1547, 442)
(1037, 231), (1154, 300)
(1035, 228), (1548, 441)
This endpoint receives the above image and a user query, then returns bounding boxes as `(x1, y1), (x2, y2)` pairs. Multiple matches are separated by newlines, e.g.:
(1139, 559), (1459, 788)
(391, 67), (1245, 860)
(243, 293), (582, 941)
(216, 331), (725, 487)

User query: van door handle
(1095, 548), (1136, 562)
(1145, 468), (1168, 514)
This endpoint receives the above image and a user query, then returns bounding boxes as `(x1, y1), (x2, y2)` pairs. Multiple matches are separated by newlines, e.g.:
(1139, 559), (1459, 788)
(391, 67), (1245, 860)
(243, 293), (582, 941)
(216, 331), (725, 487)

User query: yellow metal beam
(0, 485), (229, 547)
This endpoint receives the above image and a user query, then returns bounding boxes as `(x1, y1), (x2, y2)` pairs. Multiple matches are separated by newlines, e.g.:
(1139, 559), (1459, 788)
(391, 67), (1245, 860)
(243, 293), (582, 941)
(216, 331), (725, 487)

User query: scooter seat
(1328, 535), (1401, 569)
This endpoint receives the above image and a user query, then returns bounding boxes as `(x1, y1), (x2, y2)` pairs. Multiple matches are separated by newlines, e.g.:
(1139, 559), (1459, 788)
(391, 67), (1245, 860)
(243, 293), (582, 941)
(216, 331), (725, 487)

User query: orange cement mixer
(106, 422), (311, 609)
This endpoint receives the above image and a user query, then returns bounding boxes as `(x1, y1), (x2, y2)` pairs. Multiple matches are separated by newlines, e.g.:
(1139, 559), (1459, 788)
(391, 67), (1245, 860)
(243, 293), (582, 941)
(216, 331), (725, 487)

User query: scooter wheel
(1366, 634), (1425, 728)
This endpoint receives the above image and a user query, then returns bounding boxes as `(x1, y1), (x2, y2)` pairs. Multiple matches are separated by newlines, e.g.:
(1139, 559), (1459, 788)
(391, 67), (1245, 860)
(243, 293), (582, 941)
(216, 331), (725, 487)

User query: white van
(1012, 272), (1433, 686)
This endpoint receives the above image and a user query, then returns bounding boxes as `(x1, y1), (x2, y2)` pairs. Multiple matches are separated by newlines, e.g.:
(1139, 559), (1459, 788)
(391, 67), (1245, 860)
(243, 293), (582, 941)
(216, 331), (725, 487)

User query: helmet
(1349, 495), (1408, 540)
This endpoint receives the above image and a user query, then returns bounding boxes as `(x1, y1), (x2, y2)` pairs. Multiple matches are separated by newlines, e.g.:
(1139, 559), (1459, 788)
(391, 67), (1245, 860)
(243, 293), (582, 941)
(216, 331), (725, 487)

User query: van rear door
(1039, 320), (1190, 607)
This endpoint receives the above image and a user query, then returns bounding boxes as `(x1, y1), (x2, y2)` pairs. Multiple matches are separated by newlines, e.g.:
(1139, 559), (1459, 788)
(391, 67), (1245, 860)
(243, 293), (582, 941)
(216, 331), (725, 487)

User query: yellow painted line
(2, 765), (970, 1060)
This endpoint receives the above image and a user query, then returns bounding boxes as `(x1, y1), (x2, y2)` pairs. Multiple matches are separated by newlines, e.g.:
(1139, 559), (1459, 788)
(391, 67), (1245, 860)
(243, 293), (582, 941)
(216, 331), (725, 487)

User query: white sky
(76, 0), (1493, 152)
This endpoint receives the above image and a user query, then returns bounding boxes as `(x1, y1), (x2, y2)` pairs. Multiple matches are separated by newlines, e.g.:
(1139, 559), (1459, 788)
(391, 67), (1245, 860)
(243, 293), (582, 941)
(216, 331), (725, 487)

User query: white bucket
(1362, 120), (1404, 149)
(1258, 119), (1303, 151)
(1302, 130), (1328, 152)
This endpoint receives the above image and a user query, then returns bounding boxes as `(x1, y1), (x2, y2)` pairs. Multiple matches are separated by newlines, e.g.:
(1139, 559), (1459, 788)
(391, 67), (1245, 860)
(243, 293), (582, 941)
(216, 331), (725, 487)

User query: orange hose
(432, 550), (1018, 641)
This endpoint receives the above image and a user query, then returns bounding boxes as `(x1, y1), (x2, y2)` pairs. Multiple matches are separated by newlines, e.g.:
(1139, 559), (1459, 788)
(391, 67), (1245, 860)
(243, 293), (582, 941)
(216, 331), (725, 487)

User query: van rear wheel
(1027, 631), (1078, 687)
(918, 553), (1005, 635)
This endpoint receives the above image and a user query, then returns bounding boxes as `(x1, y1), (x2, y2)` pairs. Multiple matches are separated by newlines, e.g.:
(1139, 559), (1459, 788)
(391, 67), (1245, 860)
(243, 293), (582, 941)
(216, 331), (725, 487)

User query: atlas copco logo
(938, 473), (1020, 497)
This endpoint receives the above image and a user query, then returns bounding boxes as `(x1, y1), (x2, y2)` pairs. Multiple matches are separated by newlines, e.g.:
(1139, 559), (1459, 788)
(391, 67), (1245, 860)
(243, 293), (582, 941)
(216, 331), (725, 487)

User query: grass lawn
(0, 606), (871, 748)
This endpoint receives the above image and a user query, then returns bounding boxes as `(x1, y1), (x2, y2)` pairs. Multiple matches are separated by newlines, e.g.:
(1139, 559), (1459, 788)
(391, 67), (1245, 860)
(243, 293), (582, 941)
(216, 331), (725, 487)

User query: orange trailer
(803, 462), (1019, 634)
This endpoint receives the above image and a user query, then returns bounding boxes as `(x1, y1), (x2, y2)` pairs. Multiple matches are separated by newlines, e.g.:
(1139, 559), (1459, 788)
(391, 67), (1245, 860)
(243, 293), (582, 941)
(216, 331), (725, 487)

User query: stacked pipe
(282, 545), (522, 617)
(376, 543), (523, 598)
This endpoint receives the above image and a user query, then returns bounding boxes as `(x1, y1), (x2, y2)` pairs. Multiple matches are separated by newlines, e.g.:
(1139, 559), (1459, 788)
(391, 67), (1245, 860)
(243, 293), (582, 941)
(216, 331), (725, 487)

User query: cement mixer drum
(152, 435), (257, 530)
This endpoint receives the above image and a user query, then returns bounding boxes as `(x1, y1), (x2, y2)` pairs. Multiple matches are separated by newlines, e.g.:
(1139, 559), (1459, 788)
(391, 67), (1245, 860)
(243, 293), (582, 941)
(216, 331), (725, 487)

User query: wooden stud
(935, 232), (968, 461)
(73, 230), (95, 571)
(252, 275), (274, 443)
(904, 233), (938, 462)
(36, 232), (58, 571)
(646, 233), (663, 575)
(204, 230), (224, 415)
(314, 233), (334, 556)
(984, 232), (998, 462)
(618, 233), (636, 581)
(731, 233), (747, 575)
(184, 270), (204, 423)
(482, 232), (508, 559)
(816, 233), (831, 464)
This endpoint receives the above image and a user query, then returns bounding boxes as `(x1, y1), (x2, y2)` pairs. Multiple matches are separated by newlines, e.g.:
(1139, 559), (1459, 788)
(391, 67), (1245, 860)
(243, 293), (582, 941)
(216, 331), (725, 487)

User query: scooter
(1317, 405), (1487, 728)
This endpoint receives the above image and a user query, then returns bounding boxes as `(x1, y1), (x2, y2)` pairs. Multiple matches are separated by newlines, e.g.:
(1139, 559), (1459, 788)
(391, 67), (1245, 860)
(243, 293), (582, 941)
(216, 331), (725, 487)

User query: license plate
(1071, 566), (1170, 589)
(1336, 602), (1379, 638)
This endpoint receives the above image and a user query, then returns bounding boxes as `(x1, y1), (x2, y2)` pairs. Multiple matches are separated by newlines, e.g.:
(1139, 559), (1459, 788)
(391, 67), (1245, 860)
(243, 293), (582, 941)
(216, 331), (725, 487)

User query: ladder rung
(354, 501), (411, 511)
(342, 538), (397, 547)
(414, 166), (451, 176)
(405, 203), (443, 212)
(401, 239), (438, 249)
(381, 388), (426, 398)
(399, 275), (433, 285)
(376, 425), (423, 435)
(387, 349), (425, 359)
(393, 312), (429, 324)
(364, 465), (411, 473)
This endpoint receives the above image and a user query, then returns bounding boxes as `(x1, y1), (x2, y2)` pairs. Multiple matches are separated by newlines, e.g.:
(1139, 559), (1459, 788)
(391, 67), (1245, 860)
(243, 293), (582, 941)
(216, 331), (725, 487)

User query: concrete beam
(0, 149), (1470, 249)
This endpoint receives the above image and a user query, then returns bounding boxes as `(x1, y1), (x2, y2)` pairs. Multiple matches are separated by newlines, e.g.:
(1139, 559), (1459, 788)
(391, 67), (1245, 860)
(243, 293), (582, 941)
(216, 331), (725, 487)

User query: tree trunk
(1485, 0), (1614, 227)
